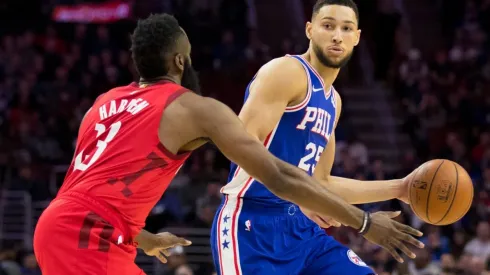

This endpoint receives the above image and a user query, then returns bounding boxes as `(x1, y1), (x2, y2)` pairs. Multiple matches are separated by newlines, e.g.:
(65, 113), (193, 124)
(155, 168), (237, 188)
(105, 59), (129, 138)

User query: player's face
(181, 57), (200, 94)
(306, 5), (361, 68)
(175, 32), (200, 93)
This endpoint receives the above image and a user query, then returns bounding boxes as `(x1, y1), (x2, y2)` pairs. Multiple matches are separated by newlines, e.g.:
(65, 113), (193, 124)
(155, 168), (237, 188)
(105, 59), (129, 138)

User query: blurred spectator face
(446, 132), (459, 148)
(101, 49), (113, 67)
(175, 264), (194, 275)
(469, 256), (485, 275)
(476, 222), (490, 241)
(207, 182), (220, 197)
(413, 248), (430, 269)
(23, 253), (38, 270)
(481, 132), (490, 146)
(96, 26), (109, 41)
(440, 253), (456, 273)
(55, 66), (68, 82)
(118, 51), (130, 66)
(204, 149), (216, 165)
(222, 30), (234, 45)
(373, 159), (383, 172)
(435, 50), (448, 64)
(458, 254), (472, 271)
(34, 54), (44, 72)
(306, 4), (360, 69)
(75, 24), (87, 40)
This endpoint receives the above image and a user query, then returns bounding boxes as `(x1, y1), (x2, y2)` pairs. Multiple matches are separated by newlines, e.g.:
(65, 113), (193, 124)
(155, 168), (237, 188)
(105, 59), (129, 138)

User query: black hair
(131, 13), (184, 79)
(312, 0), (359, 24)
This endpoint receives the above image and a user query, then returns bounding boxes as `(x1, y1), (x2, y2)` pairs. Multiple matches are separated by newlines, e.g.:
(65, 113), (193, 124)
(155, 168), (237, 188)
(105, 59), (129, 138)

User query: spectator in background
(405, 247), (441, 275)
(420, 225), (451, 261)
(175, 264), (194, 275)
(464, 221), (490, 259)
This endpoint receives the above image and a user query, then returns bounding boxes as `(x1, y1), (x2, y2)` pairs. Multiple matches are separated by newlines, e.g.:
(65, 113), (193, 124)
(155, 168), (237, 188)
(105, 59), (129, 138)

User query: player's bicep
(239, 58), (306, 142)
(185, 95), (281, 185)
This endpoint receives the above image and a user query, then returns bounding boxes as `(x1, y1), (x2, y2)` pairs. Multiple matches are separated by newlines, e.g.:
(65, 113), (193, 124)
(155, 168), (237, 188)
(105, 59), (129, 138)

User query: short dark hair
(312, 0), (359, 24)
(131, 14), (184, 79)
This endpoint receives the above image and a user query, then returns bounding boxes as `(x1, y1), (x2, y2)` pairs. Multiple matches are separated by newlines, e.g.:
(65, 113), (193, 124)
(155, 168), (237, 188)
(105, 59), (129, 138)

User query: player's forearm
(321, 176), (403, 204)
(270, 162), (364, 230)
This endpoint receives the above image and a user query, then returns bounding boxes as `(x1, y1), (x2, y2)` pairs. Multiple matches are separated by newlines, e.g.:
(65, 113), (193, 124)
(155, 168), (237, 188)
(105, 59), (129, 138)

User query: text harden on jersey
(99, 98), (149, 121)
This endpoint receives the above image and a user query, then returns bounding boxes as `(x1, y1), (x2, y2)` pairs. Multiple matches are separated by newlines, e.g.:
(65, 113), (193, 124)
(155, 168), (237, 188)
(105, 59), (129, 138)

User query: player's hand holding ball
(137, 232), (192, 264)
(363, 211), (424, 263)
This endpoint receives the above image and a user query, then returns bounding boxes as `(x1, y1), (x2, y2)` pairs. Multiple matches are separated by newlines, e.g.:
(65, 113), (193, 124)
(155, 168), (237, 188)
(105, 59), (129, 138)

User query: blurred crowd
(0, 0), (488, 275)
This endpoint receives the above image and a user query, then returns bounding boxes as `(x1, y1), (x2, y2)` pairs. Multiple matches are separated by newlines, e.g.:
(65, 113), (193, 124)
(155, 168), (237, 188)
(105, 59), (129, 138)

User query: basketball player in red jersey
(33, 14), (423, 274)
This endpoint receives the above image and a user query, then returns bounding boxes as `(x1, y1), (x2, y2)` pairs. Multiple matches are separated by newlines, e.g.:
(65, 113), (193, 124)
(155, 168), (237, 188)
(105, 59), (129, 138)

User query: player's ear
(174, 53), (185, 72)
(354, 29), (361, 47)
(305, 22), (313, 40)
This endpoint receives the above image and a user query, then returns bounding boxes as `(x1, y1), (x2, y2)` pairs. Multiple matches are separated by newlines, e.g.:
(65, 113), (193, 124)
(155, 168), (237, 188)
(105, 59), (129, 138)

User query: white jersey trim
(284, 55), (313, 113)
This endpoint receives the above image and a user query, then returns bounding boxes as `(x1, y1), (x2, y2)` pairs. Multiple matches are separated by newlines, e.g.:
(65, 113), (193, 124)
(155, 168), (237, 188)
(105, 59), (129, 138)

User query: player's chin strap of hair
(358, 212), (371, 235)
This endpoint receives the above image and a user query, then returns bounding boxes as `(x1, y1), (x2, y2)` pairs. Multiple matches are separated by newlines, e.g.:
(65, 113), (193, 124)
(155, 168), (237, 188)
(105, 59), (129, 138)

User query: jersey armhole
(284, 55), (312, 113)
(158, 88), (192, 160)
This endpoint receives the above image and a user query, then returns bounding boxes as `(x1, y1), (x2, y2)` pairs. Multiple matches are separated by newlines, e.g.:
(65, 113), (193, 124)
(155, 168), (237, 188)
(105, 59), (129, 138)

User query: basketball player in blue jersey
(211, 0), (421, 274)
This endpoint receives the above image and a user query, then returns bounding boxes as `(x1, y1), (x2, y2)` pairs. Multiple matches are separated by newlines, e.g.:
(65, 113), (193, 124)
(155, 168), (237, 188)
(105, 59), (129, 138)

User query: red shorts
(34, 192), (145, 275)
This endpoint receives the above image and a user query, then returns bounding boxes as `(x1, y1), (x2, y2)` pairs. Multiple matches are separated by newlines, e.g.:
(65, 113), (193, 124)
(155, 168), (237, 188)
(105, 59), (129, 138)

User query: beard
(312, 42), (353, 69)
(181, 59), (201, 94)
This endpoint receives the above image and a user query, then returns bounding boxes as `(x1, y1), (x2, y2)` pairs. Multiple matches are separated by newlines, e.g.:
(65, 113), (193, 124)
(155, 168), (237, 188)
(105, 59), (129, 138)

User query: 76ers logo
(347, 250), (367, 267)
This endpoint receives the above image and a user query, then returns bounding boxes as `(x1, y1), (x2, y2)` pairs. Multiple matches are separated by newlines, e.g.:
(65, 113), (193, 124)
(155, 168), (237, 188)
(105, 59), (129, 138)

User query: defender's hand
(139, 232), (192, 263)
(301, 208), (342, 228)
(363, 211), (424, 263)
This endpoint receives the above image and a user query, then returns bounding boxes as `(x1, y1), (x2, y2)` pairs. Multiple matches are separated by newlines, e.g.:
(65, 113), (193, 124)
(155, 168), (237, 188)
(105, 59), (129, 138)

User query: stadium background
(0, 0), (489, 274)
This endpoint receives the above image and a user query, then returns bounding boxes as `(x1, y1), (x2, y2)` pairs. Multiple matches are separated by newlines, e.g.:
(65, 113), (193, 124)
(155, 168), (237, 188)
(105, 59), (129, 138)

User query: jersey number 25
(298, 142), (324, 174)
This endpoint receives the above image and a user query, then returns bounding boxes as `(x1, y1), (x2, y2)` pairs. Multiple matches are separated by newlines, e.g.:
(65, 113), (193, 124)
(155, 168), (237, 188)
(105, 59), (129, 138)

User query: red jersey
(59, 80), (190, 236)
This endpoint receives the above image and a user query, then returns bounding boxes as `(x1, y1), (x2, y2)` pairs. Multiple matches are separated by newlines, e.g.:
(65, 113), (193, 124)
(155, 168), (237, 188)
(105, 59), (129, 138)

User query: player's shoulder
(258, 56), (307, 79)
(253, 56), (307, 95)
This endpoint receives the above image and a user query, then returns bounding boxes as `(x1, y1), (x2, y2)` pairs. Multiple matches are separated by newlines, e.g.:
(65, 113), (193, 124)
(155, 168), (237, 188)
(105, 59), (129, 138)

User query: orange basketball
(408, 159), (474, 225)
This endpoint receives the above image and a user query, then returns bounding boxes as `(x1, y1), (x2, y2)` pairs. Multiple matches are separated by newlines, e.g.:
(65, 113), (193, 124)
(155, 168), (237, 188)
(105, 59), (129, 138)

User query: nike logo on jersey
(296, 106), (333, 140)
(312, 86), (323, 92)
(99, 98), (149, 120)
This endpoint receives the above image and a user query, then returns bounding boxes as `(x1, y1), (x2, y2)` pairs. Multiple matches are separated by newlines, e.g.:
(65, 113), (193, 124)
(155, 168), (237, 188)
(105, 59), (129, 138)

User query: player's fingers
(313, 216), (333, 228)
(318, 216), (341, 227)
(384, 243), (404, 263)
(158, 251), (168, 264)
(397, 231), (425, 248)
(161, 249), (170, 257)
(391, 239), (416, 259)
(379, 211), (401, 219)
(395, 223), (423, 237)
(178, 238), (192, 246)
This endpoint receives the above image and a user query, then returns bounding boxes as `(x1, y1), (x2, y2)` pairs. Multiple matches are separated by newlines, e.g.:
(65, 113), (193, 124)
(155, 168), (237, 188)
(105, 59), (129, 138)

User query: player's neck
(139, 76), (179, 86)
(302, 52), (340, 88)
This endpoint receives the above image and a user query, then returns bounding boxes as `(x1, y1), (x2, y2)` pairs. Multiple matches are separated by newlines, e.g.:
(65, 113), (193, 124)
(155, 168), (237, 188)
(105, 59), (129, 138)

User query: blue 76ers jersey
(221, 55), (338, 205)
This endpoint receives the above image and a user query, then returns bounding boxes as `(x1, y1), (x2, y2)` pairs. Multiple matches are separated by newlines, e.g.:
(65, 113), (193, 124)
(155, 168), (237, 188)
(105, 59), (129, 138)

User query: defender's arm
(174, 91), (364, 229)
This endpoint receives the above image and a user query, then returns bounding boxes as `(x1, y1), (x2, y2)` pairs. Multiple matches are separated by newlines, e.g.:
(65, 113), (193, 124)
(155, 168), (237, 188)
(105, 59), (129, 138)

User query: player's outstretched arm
(172, 92), (424, 262)
(314, 92), (410, 204)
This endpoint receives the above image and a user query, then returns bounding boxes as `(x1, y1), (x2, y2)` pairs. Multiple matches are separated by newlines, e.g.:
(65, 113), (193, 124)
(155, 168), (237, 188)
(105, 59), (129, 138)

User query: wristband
(358, 212), (371, 235)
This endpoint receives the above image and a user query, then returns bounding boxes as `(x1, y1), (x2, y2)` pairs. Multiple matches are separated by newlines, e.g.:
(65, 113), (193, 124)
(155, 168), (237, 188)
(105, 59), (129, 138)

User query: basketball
(408, 159), (474, 225)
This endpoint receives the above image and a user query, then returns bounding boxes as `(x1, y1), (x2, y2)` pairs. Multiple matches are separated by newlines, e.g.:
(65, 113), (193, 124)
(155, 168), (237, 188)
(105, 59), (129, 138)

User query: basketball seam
(434, 162), (459, 225)
(452, 173), (474, 224)
(425, 160), (445, 224)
